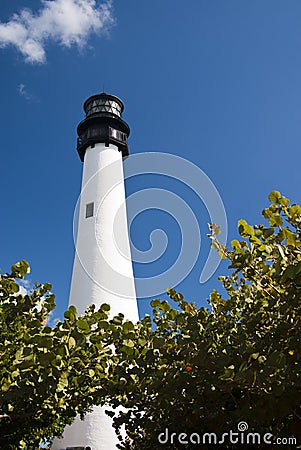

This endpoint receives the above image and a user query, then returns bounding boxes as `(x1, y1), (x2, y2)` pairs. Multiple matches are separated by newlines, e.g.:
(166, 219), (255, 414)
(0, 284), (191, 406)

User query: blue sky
(0, 0), (300, 321)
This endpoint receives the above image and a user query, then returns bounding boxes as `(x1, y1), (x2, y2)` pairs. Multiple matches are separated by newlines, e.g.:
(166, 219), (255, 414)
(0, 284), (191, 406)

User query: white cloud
(18, 278), (33, 295)
(18, 83), (39, 102)
(0, 0), (114, 63)
(18, 83), (32, 100)
(46, 309), (61, 327)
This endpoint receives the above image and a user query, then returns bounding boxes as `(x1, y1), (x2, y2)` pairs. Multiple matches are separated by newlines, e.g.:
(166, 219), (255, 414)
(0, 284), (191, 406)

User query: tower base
(52, 406), (121, 450)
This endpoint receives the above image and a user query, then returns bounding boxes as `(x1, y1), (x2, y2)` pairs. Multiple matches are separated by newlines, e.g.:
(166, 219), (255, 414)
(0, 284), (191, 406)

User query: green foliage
(101, 191), (300, 449)
(0, 266), (116, 449)
(1, 191), (301, 449)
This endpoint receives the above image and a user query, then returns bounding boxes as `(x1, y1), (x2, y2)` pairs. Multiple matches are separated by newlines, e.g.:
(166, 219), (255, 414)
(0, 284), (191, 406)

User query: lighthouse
(52, 93), (139, 449)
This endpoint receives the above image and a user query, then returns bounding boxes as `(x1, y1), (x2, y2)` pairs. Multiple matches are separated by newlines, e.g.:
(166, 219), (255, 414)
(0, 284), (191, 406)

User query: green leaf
(101, 303), (111, 312)
(68, 336), (76, 348)
(151, 299), (161, 308)
(8, 281), (20, 293)
(276, 244), (287, 260)
(76, 319), (90, 332)
(282, 265), (295, 281)
(98, 320), (110, 330)
(284, 229), (297, 246)
(159, 301), (171, 312)
(231, 240), (241, 250)
(279, 196), (290, 207)
(123, 321), (134, 333)
(39, 351), (56, 367)
(238, 219), (254, 237)
(112, 316), (123, 325)
(57, 375), (68, 391)
(64, 309), (76, 321)
(123, 339), (135, 347)
(289, 204), (301, 218)
(11, 260), (30, 278)
(43, 283), (52, 291)
(269, 214), (283, 227)
(68, 305), (77, 315)
(249, 235), (262, 246)
(1, 381), (11, 392)
(34, 336), (53, 349)
(268, 191), (281, 203)
(121, 345), (134, 355)
(239, 361), (249, 372)
(262, 226), (275, 240)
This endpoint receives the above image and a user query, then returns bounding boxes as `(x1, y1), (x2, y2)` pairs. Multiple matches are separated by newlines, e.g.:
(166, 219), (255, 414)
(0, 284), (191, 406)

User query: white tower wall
(52, 142), (139, 450)
(69, 142), (138, 319)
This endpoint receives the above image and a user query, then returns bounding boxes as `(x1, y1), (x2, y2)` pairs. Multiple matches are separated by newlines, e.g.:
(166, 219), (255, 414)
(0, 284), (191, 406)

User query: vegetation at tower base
(0, 261), (116, 449)
(104, 191), (301, 449)
(0, 191), (300, 449)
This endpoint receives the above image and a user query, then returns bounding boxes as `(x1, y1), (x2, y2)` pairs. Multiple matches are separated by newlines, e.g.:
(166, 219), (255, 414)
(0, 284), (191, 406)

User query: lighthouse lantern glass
(85, 98), (122, 117)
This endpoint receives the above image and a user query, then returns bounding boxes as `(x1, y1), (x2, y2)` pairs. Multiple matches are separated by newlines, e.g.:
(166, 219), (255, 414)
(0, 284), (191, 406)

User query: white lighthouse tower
(52, 93), (139, 450)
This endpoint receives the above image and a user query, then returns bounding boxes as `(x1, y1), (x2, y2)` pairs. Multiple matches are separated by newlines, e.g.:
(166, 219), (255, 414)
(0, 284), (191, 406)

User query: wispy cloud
(18, 83), (34, 101)
(0, 0), (114, 63)
(18, 278), (33, 295)
(46, 309), (61, 327)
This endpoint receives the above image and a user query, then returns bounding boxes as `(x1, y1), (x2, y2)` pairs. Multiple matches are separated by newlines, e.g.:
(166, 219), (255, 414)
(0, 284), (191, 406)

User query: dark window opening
(86, 202), (94, 218)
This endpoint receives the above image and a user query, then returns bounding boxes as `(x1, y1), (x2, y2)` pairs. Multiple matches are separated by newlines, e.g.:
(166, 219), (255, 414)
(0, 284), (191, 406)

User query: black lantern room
(77, 93), (130, 161)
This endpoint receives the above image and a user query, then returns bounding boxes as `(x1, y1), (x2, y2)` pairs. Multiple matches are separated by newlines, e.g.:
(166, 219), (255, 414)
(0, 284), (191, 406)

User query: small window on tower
(85, 202), (94, 218)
